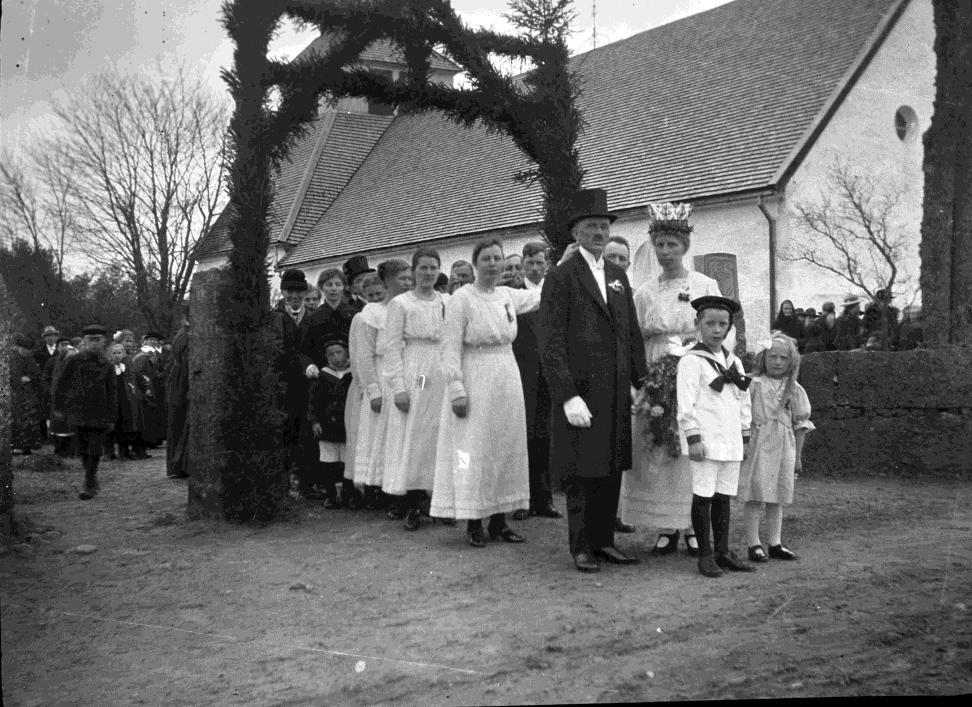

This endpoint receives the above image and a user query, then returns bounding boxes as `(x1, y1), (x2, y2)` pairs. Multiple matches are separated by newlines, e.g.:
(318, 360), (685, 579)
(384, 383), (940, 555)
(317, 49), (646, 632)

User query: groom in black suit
(539, 188), (648, 572)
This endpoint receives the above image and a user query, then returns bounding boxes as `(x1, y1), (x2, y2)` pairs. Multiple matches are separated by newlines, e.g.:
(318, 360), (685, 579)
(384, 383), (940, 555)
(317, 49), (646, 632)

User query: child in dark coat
(307, 340), (355, 508)
(52, 325), (117, 499)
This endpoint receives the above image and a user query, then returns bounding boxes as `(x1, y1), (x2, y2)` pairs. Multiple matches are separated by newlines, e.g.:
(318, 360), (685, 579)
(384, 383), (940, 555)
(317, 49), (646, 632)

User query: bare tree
(49, 68), (229, 335)
(789, 159), (913, 300)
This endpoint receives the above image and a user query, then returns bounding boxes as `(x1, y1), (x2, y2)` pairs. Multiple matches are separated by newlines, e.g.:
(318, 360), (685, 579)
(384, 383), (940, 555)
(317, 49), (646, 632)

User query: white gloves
(563, 396), (593, 428)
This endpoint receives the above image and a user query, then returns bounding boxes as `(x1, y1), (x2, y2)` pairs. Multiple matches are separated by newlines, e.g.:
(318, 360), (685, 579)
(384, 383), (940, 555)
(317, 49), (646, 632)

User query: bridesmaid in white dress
(620, 204), (722, 556)
(381, 247), (450, 531)
(348, 260), (413, 509)
(430, 238), (541, 547)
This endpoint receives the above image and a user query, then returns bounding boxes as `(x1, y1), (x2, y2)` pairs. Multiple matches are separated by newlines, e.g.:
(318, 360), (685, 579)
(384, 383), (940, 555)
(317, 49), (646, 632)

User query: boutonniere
(608, 279), (624, 293)
(677, 284), (691, 302)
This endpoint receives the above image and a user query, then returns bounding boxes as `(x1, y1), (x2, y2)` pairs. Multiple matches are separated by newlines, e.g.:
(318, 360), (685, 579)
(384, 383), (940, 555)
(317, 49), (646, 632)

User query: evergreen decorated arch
(201, 0), (584, 521)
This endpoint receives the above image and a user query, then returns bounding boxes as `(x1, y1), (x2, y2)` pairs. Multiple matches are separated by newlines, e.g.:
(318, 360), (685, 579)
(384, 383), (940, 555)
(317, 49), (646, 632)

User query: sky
(0, 0), (732, 153)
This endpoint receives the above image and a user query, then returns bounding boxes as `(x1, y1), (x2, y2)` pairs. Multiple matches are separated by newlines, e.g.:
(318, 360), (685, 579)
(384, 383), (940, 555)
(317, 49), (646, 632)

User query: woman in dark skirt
(10, 334), (45, 454)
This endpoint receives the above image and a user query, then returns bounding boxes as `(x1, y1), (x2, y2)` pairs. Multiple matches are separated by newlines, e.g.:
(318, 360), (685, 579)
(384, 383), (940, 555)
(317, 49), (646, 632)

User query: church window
(894, 105), (917, 141)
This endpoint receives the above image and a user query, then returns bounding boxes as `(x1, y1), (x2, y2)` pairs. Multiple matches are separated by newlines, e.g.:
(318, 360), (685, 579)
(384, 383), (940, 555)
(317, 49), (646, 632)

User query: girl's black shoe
(748, 545), (769, 562)
(404, 508), (421, 531)
(651, 531), (679, 555)
(490, 526), (526, 543)
(684, 534), (700, 556)
(768, 544), (798, 560)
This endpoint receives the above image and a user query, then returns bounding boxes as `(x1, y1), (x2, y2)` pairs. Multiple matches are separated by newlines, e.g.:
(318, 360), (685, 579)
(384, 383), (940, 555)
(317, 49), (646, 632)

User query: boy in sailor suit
(677, 296), (755, 577)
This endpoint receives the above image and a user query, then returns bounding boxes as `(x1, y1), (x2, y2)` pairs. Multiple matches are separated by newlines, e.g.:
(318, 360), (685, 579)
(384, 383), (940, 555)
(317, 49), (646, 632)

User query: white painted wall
(776, 0), (934, 314)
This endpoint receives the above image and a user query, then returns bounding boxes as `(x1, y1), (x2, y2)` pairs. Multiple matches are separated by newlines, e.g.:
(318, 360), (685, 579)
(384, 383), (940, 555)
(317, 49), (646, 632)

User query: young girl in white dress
(347, 260), (413, 509)
(381, 247), (450, 531)
(430, 238), (541, 547)
(737, 332), (814, 561)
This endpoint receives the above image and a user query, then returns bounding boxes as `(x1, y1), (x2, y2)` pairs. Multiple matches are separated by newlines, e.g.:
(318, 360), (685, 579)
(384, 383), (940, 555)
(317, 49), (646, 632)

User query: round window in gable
(894, 105), (918, 141)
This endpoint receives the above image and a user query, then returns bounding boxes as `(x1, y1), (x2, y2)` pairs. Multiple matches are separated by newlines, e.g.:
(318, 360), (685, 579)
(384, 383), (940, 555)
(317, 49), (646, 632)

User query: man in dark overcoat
(271, 269), (317, 497)
(539, 188), (648, 572)
(512, 242), (560, 520)
(165, 307), (190, 478)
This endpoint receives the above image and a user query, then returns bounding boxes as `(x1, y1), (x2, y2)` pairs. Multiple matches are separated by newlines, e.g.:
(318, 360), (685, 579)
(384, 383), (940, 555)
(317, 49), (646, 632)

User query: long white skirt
(381, 341), (444, 496)
(620, 430), (693, 529)
(430, 346), (530, 520)
(350, 356), (386, 487)
(343, 379), (361, 481)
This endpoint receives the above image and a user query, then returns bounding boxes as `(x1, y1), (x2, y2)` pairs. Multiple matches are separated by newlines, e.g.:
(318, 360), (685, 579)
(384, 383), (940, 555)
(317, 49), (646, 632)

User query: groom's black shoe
(530, 503), (562, 519)
(573, 551), (600, 572)
(592, 546), (639, 564)
(614, 517), (636, 533)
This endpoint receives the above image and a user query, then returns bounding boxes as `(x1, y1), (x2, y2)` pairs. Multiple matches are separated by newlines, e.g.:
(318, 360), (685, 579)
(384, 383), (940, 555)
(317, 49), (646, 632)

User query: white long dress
(381, 290), (450, 496)
(620, 270), (721, 529)
(429, 284), (541, 520)
(349, 302), (389, 486)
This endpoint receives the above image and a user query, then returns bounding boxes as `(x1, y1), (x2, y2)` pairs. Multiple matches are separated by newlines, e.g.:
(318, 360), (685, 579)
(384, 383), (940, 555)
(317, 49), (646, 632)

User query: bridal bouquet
(631, 353), (681, 458)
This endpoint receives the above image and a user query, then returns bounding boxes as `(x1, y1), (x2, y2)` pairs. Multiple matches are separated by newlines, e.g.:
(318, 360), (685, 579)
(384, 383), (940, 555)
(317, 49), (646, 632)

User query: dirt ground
(1, 448), (970, 705)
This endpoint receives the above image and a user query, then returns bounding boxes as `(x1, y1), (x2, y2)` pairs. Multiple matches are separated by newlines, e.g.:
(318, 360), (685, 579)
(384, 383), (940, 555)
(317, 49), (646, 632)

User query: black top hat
(568, 188), (618, 229)
(280, 269), (309, 292)
(143, 331), (163, 341)
(82, 324), (109, 337)
(691, 295), (741, 317)
(343, 255), (375, 284)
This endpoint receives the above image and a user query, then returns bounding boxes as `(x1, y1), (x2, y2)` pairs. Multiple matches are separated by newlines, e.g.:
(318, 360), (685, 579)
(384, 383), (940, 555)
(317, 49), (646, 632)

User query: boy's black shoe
(768, 544), (798, 561)
(698, 555), (723, 577)
(715, 551), (755, 572)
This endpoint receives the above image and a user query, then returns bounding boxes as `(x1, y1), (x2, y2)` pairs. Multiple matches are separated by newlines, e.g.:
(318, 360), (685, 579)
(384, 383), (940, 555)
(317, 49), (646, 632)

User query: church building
(194, 0), (934, 345)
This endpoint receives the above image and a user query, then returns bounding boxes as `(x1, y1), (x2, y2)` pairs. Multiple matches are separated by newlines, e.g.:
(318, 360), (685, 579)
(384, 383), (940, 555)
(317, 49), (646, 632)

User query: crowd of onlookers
(771, 290), (923, 354)
(8, 318), (190, 490)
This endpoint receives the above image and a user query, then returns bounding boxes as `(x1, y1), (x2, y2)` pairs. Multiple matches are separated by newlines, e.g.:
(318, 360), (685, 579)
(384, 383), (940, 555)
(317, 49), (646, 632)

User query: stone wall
(185, 268), (231, 519)
(799, 347), (972, 477)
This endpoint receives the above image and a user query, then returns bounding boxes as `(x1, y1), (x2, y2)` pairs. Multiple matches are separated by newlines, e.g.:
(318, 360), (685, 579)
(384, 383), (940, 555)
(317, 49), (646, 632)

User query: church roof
(280, 0), (903, 266)
(195, 112), (393, 258)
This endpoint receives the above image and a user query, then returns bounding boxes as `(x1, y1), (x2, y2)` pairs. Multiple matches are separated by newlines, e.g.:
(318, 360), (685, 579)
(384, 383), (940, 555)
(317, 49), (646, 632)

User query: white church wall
(776, 0), (934, 314)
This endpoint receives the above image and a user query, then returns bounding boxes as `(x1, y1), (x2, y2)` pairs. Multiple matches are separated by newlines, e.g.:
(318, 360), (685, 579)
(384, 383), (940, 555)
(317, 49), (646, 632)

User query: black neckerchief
(686, 343), (751, 392)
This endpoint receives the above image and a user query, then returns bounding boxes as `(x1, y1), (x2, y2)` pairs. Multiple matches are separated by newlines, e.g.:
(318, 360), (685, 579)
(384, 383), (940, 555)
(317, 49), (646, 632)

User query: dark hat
(568, 188), (617, 229)
(143, 331), (163, 341)
(691, 295), (741, 317)
(82, 324), (108, 337)
(280, 269), (309, 292)
(804, 307), (817, 317)
(14, 333), (33, 348)
(41, 325), (60, 336)
(343, 255), (375, 284)
(56, 336), (71, 345)
(323, 338), (348, 352)
(821, 301), (836, 313)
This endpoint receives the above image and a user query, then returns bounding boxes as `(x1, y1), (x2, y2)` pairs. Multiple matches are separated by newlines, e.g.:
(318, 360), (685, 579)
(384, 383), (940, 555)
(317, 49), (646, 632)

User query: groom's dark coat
(538, 253), (647, 485)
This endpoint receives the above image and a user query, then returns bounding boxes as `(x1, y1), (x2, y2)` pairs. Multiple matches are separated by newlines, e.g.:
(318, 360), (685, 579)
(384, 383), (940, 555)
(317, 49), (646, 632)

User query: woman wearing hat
(10, 333), (45, 454)
(834, 296), (864, 350)
(620, 202), (723, 557)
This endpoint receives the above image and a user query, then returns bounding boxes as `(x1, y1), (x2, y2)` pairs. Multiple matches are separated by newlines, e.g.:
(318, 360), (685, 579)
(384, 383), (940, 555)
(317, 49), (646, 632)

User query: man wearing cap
(271, 268), (317, 496)
(34, 325), (61, 438)
(343, 255), (376, 313)
(51, 325), (116, 499)
(539, 188), (648, 573)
